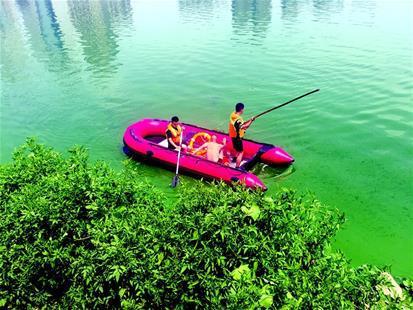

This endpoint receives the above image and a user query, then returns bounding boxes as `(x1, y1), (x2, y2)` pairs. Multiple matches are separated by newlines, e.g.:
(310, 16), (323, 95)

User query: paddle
(171, 128), (184, 188)
(249, 89), (319, 122)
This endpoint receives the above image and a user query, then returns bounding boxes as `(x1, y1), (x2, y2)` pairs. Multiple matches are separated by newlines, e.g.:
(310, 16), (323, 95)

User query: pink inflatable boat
(123, 118), (294, 190)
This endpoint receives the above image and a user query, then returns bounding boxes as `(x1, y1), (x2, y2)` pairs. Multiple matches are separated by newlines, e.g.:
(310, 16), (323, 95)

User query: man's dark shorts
(232, 137), (243, 152)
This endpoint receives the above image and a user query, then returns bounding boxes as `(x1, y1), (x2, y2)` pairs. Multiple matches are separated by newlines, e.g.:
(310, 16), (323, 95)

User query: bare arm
(219, 138), (227, 148)
(193, 142), (208, 154)
(241, 117), (256, 130)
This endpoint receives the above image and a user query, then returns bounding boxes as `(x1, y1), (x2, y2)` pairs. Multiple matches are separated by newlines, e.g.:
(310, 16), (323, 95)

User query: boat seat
(158, 139), (169, 148)
(158, 139), (188, 149)
(228, 160), (248, 169)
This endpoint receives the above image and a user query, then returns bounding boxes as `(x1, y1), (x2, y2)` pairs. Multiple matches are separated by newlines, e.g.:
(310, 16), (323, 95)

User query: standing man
(228, 103), (255, 168)
(166, 116), (183, 150)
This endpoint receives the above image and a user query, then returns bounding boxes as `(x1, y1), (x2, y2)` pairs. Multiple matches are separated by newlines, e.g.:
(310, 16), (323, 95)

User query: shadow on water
(231, 0), (272, 43)
(250, 163), (295, 181)
(67, 0), (132, 77)
(14, 0), (70, 73)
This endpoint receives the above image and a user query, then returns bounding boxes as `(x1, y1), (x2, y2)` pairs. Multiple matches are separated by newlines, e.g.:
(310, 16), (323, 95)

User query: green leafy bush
(0, 139), (411, 308)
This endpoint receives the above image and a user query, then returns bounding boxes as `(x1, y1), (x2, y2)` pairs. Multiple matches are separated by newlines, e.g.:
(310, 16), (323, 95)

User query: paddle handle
(175, 129), (184, 175)
(252, 89), (319, 120)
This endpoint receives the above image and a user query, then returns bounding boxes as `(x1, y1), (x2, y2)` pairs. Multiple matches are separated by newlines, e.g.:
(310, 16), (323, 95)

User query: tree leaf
(241, 204), (261, 221)
(231, 264), (250, 281)
(259, 294), (273, 308)
(119, 288), (126, 298)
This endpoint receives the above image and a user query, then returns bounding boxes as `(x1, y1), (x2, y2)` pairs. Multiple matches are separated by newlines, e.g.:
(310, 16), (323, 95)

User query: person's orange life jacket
(166, 123), (182, 144)
(228, 112), (245, 138)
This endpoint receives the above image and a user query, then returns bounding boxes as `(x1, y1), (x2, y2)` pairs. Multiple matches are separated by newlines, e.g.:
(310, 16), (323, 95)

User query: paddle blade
(171, 174), (179, 188)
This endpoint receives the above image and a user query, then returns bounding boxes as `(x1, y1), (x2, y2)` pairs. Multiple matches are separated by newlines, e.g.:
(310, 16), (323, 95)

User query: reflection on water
(14, 0), (69, 72)
(280, 0), (299, 20)
(281, 0), (345, 21)
(232, 0), (272, 42)
(0, 0), (133, 79)
(349, 0), (376, 27)
(178, 0), (216, 22)
(0, 1), (28, 83)
(281, 0), (373, 24)
(312, 0), (344, 14)
(67, 0), (132, 77)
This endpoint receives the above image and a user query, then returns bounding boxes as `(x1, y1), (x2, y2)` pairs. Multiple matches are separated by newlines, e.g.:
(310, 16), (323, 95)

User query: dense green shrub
(0, 139), (411, 308)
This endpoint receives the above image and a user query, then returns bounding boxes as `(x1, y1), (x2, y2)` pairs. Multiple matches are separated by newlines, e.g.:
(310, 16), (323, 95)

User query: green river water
(1, 0), (412, 278)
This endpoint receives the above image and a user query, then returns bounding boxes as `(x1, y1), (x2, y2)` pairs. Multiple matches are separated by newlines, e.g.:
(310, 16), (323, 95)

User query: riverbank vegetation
(1, 139), (411, 308)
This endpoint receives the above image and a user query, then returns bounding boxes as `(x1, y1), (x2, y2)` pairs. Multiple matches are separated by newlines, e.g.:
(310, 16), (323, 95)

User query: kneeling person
(193, 135), (226, 163)
(166, 116), (183, 150)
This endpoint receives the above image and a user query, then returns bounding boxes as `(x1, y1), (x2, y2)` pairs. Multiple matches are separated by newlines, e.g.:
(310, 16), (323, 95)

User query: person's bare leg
(236, 151), (243, 168)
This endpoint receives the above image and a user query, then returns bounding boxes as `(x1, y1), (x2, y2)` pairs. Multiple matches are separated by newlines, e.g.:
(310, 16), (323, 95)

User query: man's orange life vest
(166, 123), (182, 144)
(228, 112), (244, 138)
